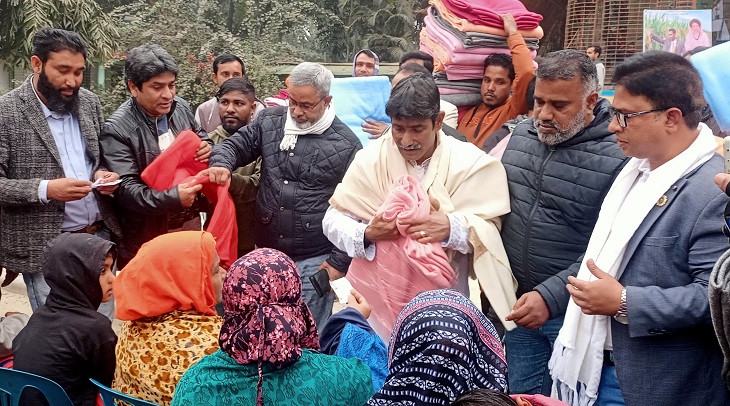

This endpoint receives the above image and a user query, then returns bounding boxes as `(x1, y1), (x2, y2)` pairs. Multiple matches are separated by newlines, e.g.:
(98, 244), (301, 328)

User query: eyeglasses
(610, 107), (668, 128)
(289, 96), (325, 111)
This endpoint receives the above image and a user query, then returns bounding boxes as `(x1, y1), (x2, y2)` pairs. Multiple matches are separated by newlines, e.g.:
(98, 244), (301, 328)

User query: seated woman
(172, 248), (374, 406)
(113, 231), (223, 405)
(12, 233), (117, 406)
(367, 289), (508, 406)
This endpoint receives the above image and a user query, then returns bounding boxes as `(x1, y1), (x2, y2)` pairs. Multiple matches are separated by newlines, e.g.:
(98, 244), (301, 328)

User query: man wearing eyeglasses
(203, 62), (362, 331)
(498, 50), (627, 396)
(550, 51), (729, 406)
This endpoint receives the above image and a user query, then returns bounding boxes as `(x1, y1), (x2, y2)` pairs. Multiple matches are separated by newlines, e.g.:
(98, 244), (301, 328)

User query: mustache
(535, 119), (559, 130)
(398, 144), (421, 151)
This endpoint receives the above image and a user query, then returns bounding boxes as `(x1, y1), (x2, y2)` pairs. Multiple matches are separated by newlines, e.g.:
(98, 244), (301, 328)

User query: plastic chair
(90, 379), (158, 406)
(0, 367), (74, 406)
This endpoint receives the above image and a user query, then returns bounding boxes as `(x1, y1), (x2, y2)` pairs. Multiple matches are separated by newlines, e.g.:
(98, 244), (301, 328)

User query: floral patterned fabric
(171, 349), (374, 406)
(219, 248), (320, 405)
(114, 310), (222, 405)
(367, 289), (508, 406)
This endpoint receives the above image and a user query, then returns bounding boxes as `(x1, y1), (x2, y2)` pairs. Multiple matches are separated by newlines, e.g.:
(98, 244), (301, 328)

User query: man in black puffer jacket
(499, 50), (627, 396)
(206, 62), (362, 330)
(100, 44), (213, 268)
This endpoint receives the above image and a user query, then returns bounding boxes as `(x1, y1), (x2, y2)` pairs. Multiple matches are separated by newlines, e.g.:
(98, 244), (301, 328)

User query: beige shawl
(330, 130), (517, 330)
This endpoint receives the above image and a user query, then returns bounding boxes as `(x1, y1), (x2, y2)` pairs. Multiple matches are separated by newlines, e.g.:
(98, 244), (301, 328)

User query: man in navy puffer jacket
(499, 50), (627, 396)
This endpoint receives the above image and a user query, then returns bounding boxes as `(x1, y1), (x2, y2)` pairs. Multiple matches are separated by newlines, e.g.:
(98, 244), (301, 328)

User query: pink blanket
(348, 176), (456, 341)
(442, 0), (542, 29)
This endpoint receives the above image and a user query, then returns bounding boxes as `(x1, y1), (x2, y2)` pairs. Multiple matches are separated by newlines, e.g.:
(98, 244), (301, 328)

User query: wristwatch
(614, 287), (628, 324)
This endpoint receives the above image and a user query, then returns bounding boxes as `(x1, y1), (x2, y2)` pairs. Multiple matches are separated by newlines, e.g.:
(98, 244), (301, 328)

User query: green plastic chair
(0, 368), (74, 406)
(90, 379), (158, 406)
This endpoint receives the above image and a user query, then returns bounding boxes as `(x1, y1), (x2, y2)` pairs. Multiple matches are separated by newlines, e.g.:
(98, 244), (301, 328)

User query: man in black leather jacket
(100, 44), (213, 268)
(205, 62), (362, 331)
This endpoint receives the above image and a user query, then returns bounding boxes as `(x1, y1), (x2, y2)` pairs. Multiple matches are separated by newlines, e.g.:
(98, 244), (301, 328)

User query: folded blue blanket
(330, 76), (391, 147)
(692, 41), (730, 132)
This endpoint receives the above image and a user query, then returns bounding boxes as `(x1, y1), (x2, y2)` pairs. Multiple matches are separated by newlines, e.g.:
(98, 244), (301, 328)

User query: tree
(0, 0), (119, 69)
(98, 0), (283, 115)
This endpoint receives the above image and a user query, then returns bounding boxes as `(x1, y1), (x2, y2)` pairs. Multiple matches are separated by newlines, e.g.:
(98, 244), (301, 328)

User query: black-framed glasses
(610, 107), (668, 128)
(289, 96), (325, 111)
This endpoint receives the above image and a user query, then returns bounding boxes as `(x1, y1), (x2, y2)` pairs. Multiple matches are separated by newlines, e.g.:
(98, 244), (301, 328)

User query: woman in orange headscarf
(112, 231), (224, 405)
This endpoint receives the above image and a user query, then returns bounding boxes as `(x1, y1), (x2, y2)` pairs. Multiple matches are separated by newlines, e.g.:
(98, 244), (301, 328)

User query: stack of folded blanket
(423, 0), (542, 108)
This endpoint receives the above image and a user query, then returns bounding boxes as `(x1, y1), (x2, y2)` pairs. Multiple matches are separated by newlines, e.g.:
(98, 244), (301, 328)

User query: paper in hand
(91, 178), (122, 188)
(330, 277), (354, 304)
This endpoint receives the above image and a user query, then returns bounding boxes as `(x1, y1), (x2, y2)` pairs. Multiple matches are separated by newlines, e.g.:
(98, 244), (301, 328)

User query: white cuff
(38, 180), (50, 204)
(443, 212), (472, 254)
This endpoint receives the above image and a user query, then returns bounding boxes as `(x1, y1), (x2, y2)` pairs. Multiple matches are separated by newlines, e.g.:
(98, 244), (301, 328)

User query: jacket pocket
(301, 213), (323, 231)
(643, 235), (679, 247)
(255, 203), (274, 225)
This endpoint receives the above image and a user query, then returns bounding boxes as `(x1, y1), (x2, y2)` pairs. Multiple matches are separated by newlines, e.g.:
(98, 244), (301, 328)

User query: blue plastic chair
(0, 367), (74, 406)
(90, 379), (158, 406)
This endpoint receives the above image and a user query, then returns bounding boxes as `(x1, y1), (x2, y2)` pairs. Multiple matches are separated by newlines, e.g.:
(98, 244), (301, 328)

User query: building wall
(565, 0), (699, 88)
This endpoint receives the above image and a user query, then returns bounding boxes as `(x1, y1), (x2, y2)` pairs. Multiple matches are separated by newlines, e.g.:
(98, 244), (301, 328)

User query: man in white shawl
(549, 51), (730, 406)
(322, 72), (517, 336)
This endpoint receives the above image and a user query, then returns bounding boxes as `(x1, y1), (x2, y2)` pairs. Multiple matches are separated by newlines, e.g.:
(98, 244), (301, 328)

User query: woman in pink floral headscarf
(172, 248), (374, 406)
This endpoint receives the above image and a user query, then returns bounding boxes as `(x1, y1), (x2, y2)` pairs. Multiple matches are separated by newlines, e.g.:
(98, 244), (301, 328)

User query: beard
(535, 106), (587, 146)
(294, 119), (315, 129)
(221, 116), (247, 134)
(37, 67), (79, 114)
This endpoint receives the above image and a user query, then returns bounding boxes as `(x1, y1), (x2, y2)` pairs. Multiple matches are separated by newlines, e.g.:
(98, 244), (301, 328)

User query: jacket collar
(130, 96), (178, 128)
(526, 98), (615, 147)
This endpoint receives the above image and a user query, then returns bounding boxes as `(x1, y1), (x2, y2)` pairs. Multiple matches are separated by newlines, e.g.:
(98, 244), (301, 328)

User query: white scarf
(280, 103), (336, 151)
(548, 124), (717, 406)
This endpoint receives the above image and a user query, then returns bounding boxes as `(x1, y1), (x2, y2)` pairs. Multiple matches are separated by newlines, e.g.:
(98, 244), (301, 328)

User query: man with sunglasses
(550, 51), (729, 405)
(204, 62), (362, 330)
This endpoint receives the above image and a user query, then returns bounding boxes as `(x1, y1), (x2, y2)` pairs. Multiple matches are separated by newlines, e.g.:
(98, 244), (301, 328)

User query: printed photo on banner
(643, 9), (712, 55)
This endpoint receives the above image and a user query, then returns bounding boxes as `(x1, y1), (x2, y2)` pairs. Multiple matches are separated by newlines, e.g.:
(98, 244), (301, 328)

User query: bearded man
(498, 50), (627, 395)
(0, 29), (121, 315)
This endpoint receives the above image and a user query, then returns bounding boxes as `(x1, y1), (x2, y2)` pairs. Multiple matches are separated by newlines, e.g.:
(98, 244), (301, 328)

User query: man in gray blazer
(0, 29), (120, 315)
(551, 51), (730, 405)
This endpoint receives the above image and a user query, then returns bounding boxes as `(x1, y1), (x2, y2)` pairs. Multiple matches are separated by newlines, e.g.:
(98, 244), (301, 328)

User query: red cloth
(510, 394), (569, 406)
(140, 130), (238, 269)
(347, 176), (456, 341)
(441, 0), (543, 29)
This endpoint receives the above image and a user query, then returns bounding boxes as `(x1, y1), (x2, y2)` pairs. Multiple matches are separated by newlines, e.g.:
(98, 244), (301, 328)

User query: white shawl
(280, 104), (336, 151)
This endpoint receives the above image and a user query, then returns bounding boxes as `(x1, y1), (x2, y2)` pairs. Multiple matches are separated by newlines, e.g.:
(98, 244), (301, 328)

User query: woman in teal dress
(172, 248), (374, 406)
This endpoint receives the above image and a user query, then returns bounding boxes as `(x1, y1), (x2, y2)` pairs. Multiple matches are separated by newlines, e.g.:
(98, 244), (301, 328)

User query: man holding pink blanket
(323, 72), (517, 339)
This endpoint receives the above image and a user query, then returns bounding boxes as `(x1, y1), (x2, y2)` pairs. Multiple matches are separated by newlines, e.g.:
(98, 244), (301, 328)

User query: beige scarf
(330, 130), (518, 330)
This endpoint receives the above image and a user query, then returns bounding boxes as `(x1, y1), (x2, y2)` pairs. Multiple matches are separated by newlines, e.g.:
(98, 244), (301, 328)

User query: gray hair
(289, 62), (334, 98)
(125, 44), (178, 90)
(537, 50), (599, 95)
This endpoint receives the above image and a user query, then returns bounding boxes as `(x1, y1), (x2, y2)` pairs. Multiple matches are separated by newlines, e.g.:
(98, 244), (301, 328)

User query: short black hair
(589, 44), (602, 57)
(124, 44), (179, 90)
(216, 77), (256, 100)
(451, 389), (516, 406)
(397, 62), (431, 77)
(613, 51), (704, 129)
(386, 72), (441, 124)
(525, 76), (536, 111)
(399, 50), (435, 73)
(213, 53), (245, 75)
(668, 28), (677, 35)
(483, 54), (515, 82)
(32, 28), (87, 63)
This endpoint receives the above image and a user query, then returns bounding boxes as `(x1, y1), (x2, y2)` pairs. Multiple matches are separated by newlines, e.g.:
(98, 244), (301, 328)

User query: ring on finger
(420, 230), (427, 238)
